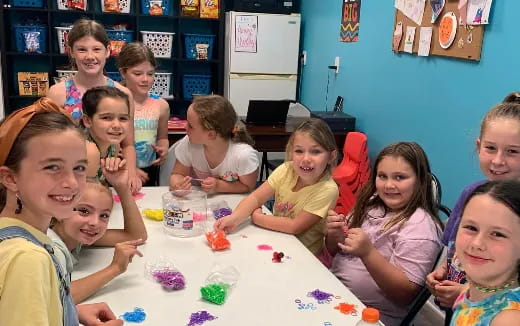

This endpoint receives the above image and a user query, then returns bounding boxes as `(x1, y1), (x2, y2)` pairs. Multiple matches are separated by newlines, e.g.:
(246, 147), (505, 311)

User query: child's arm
(151, 99), (170, 166)
(169, 161), (192, 190)
(86, 141), (101, 178)
(45, 82), (66, 107)
(325, 210), (347, 256)
(214, 181), (275, 233)
(77, 302), (123, 325)
(251, 209), (321, 235)
(71, 240), (143, 303)
(201, 170), (258, 194)
(491, 310), (520, 326)
(94, 158), (148, 246)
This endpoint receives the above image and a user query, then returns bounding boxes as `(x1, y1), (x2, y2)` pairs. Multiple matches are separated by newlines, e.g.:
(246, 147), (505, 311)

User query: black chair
(399, 173), (452, 326)
(258, 152), (284, 181)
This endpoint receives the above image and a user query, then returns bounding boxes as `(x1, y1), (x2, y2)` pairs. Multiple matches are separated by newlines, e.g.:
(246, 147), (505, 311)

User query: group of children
(0, 17), (519, 326)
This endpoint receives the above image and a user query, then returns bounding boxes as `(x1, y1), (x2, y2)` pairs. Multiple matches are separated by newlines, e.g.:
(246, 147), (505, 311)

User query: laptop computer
(243, 100), (291, 125)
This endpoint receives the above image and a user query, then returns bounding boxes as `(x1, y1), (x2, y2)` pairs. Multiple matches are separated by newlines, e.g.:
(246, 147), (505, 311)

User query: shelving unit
(0, 0), (225, 117)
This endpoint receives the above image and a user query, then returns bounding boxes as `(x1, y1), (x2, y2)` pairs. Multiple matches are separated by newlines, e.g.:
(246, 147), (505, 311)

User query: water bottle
(355, 307), (382, 326)
(162, 190), (207, 237)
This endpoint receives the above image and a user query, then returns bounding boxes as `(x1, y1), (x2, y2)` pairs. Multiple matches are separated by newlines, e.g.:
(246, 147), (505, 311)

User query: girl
(427, 101), (520, 312)
(215, 118), (339, 255)
(117, 42), (169, 186)
(451, 180), (520, 326)
(82, 86), (130, 186)
(170, 95), (259, 194)
(325, 142), (443, 326)
(0, 98), (121, 325)
(46, 18), (141, 193)
(49, 163), (147, 303)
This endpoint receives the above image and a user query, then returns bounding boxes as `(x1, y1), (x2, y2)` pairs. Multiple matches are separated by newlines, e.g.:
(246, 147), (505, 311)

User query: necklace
(470, 277), (518, 293)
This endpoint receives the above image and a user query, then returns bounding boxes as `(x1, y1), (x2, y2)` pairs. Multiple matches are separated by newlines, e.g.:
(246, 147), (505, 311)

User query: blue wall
(299, 1), (518, 209)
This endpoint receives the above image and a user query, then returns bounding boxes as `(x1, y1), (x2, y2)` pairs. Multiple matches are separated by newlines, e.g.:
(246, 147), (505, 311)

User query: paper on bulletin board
(235, 15), (258, 53)
(395, 0), (426, 25)
(418, 27), (432, 56)
(404, 26), (416, 53)
(466, 0), (492, 25)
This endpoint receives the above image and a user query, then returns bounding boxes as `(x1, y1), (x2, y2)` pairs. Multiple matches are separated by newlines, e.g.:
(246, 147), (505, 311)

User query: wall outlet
(334, 56), (340, 74)
(302, 50), (307, 65)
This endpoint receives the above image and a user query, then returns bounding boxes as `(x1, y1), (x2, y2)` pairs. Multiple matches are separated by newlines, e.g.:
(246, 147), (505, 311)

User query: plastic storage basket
(140, 0), (171, 15)
(106, 72), (123, 82)
(151, 72), (173, 99)
(182, 74), (210, 100)
(55, 26), (72, 54)
(140, 31), (175, 58)
(106, 30), (134, 43)
(56, 70), (77, 80)
(183, 34), (215, 60)
(9, 0), (44, 8)
(100, 0), (131, 14)
(12, 25), (47, 53)
(57, 0), (88, 10)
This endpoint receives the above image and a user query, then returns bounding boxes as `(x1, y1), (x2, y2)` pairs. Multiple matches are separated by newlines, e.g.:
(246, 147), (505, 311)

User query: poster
(466, 0), (493, 25)
(235, 15), (258, 52)
(395, 0), (426, 25)
(340, 0), (361, 42)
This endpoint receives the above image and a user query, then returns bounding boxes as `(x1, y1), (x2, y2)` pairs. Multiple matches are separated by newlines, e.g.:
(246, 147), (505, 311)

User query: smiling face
(375, 155), (417, 211)
(290, 131), (334, 186)
(61, 184), (113, 246)
(83, 97), (129, 145)
(120, 61), (155, 97)
(13, 130), (88, 221)
(70, 36), (110, 76)
(478, 118), (520, 181)
(456, 194), (520, 287)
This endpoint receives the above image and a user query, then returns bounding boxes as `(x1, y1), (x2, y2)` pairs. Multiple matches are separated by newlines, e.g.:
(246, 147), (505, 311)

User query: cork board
(394, 1), (484, 61)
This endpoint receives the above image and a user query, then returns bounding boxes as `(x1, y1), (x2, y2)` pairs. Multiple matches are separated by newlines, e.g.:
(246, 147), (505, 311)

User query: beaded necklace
(469, 276), (518, 293)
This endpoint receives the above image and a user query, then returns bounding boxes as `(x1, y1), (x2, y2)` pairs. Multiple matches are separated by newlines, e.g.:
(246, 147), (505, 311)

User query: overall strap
(0, 226), (79, 326)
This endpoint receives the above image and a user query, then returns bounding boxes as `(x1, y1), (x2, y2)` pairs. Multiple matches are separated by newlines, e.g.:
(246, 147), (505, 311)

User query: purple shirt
(330, 207), (442, 326)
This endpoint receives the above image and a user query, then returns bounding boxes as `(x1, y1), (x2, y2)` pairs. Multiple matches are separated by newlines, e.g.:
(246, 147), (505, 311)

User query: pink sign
(235, 15), (258, 53)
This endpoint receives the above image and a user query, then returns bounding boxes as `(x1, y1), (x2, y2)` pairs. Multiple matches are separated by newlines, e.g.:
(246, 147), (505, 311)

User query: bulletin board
(394, 1), (484, 61)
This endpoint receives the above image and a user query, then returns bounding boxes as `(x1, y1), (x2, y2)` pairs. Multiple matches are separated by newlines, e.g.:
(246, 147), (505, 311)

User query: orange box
(181, 0), (199, 17)
(200, 0), (218, 19)
(17, 72), (49, 96)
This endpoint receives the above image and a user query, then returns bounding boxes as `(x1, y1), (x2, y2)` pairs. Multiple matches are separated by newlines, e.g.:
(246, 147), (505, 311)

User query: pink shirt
(330, 207), (441, 326)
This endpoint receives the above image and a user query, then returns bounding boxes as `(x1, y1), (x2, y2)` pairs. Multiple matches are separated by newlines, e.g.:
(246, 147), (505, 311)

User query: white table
(74, 187), (366, 325)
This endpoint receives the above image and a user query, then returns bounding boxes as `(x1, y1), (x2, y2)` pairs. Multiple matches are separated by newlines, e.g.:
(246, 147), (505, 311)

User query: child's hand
(214, 214), (240, 234)
(101, 158), (128, 189)
(201, 177), (218, 194)
(338, 228), (373, 258)
(171, 176), (192, 191)
(136, 168), (149, 184)
(434, 280), (466, 308)
(426, 264), (447, 296)
(128, 174), (143, 195)
(110, 239), (144, 274)
(151, 144), (168, 166)
(326, 210), (347, 243)
(77, 302), (123, 326)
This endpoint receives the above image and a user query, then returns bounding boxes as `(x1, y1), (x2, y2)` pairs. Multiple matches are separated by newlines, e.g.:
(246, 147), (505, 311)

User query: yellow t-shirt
(0, 218), (63, 326)
(268, 162), (339, 254)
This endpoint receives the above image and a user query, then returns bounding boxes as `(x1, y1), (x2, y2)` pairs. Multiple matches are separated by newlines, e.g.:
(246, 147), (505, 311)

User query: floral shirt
(64, 78), (115, 122)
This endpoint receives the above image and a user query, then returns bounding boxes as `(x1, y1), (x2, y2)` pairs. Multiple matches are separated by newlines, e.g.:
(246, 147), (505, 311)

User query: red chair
(332, 132), (370, 215)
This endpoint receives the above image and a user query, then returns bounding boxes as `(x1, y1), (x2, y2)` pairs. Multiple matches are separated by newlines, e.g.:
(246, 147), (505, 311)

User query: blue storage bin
(9, 0), (44, 8)
(106, 30), (134, 42)
(184, 34), (215, 60)
(140, 0), (171, 15)
(12, 25), (48, 53)
(182, 74), (211, 100)
(106, 72), (123, 82)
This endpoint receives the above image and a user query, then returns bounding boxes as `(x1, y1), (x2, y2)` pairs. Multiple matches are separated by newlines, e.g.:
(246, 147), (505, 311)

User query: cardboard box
(17, 72), (49, 96)
(200, 0), (218, 19)
(181, 0), (199, 17)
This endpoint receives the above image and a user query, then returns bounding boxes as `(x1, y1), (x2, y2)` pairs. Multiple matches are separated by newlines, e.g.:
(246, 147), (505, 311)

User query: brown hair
(191, 95), (254, 145)
(348, 142), (442, 232)
(503, 92), (520, 104)
(285, 118), (338, 174)
(0, 111), (84, 210)
(82, 86), (130, 118)
(479, 102), (520, 139)
(116, 42), (158, 73)
(67, 19), (109, 69)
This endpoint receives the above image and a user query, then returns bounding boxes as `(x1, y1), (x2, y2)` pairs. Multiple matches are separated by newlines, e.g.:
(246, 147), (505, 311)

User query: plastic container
(182, 74), (211, 100)
(56, 0), (88, 10)
(150, 72), (173, 99)
(140, 31), (175, 58)
(356, 308), (382, 326)
(100, 0), (131, 13)
(55, 26), (72, 54)
(106, 72), (123, 82)
(140, 0), (171, 15)
(183, 33), (215, 60)
(162, 190), (207, 237)
(12, 25), (47, 53)
(10, 0), (44, 8)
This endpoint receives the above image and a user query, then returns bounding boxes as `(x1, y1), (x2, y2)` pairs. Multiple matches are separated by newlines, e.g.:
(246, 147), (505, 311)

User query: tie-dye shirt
(451, 287), (520, 326)
(64, 77), (115, 122)
(134, 95), (161, 168)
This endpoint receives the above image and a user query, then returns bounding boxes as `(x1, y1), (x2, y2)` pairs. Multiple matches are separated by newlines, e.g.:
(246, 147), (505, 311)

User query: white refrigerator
(224, 11), (301, 117)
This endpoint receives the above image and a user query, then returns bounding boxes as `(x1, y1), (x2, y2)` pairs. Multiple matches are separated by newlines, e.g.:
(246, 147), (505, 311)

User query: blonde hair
(480, 102), (520, 139)
(191, 95), (254, 145)
(284, 118), (338, 174)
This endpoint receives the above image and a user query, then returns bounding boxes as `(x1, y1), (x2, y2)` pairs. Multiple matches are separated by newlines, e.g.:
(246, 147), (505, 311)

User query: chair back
(159, 142), (179, 186)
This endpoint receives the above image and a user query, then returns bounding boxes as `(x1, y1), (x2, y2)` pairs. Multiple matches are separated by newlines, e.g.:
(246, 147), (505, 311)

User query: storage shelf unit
(0, 0), (225, 117)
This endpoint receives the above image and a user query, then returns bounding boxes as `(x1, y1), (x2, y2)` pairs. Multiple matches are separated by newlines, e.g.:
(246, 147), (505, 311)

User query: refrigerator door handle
(230, 73), (297, 80)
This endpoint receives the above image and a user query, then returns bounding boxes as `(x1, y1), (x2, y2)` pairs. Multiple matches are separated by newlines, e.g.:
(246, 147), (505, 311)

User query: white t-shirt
(175, 135), (259, 181)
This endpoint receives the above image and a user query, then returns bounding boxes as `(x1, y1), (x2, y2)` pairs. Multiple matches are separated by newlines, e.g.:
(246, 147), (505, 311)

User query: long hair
(348, 142), (442, 232)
